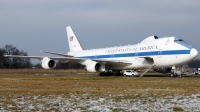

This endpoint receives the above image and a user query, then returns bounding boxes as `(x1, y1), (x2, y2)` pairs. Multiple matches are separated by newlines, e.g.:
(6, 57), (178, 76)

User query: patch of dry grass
(1, 69), (200, 111)
(0, 69), (87, 75)
(0, 69), (200, 97)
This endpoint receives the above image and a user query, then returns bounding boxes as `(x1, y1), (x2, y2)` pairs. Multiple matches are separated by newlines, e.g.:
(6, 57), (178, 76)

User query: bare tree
(0, 44), (32, 68)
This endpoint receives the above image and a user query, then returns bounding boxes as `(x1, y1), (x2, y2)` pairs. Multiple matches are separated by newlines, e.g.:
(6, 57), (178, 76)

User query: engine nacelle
(41, 57), (56, 69)
(86, 62), (105, 72)
(154, 68), (172, 73)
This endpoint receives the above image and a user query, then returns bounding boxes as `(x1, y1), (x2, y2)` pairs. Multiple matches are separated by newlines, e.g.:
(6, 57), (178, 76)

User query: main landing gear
(99, 70), (113, 76)
(170, 70), (181, 77)
(99, 70), (123, 76)
(170, 73), (178, 77)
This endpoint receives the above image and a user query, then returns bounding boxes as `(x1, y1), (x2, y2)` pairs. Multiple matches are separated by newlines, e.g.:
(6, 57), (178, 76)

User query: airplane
(5, 26), (198, 77)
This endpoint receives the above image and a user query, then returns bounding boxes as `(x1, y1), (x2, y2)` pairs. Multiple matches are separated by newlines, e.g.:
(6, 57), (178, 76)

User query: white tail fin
(66, 26), (83, 52)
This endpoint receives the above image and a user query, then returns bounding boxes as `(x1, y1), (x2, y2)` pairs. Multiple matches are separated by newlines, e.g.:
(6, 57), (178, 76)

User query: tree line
(0, 44), (200, 69)
(0, 45), (31, 68)
(0, 44), (84, 69)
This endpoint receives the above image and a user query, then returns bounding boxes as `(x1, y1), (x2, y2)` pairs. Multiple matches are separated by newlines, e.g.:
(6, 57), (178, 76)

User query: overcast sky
(0, 0), (200, 63)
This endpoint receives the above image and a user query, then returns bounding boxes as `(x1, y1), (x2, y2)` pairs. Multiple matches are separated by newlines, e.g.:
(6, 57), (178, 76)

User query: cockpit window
(174, 39), (184, 42)
(174, 37), (192, 49)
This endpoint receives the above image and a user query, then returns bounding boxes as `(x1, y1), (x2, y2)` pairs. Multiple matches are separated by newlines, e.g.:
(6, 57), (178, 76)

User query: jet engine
(86, 62), (105, 72)
(41, 57), (56, 69)
(154, 68), (172, 73)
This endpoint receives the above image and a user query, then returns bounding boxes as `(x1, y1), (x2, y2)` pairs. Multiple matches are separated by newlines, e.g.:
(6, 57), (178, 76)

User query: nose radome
(190, 48), (198, 59)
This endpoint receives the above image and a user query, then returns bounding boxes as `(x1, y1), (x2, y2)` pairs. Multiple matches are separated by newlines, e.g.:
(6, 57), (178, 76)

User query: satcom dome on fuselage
(140, 36), (159, 43)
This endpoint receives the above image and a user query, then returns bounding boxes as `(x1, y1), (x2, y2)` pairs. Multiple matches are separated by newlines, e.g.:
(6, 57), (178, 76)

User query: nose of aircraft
(190, 48), (198, 59)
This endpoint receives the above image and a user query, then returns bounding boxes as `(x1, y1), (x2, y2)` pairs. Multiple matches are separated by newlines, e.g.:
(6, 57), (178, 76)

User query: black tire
(171, 73), (177, 77)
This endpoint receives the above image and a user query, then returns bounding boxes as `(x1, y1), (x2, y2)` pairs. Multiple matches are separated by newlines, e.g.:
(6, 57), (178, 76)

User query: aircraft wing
(40, 50), (73, 57)
(4, 55), (45, 60)
(4, 55), (133, 66)
(49, 57), (85, 62)
(92, 59), (133, 65)
(4, 55), (86, 62)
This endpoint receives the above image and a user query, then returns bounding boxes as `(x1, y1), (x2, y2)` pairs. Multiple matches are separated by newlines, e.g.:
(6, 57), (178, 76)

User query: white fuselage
(69, 37), (198, 70)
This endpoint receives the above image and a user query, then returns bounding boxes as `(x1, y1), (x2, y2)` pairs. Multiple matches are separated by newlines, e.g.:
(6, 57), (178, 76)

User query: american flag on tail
(70, 36), (73, 41)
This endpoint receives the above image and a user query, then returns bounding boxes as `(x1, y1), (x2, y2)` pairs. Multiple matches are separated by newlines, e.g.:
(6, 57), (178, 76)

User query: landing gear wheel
(99, 72), (103, 76)
(171, 73), (177, 77)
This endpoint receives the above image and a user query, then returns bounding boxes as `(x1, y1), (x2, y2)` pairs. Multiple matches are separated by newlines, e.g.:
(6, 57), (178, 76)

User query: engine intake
(86, 62), (105, 72)
(41, 57), (56, 69)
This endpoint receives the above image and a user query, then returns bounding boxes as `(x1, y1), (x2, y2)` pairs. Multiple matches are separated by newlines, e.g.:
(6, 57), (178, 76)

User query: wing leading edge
(40, 50), (73, 57)
(4, 54), (133, 66)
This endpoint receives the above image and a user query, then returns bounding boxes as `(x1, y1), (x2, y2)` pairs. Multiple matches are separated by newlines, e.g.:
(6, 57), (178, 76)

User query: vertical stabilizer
(66, 26), (83, 52)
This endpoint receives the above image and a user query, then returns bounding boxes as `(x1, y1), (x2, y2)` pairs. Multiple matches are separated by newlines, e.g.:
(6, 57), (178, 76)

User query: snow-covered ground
(0, 93), (200, 111)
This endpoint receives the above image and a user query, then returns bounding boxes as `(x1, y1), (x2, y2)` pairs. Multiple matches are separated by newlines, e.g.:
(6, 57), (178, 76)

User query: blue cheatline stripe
(77, 50), (191, 59)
